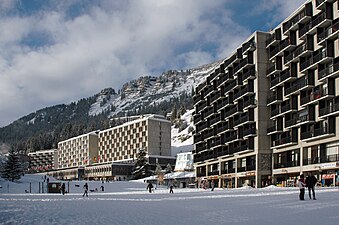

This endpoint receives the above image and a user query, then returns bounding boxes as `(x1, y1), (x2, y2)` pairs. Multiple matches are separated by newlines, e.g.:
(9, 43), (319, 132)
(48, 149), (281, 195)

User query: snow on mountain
(171, 109), (194, 156)
(89, 61), (220, 117)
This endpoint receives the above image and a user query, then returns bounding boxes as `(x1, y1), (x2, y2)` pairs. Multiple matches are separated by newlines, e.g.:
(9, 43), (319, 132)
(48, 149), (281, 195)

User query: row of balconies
(317, 18), (339, 45)
(194, 138), (255, 162)
(299, 11), (332, 39)
(303, 153), (339, 166)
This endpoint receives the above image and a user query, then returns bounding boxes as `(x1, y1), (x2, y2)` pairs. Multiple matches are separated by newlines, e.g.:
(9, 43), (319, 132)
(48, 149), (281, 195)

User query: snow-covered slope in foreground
(0, 174), (338, 225)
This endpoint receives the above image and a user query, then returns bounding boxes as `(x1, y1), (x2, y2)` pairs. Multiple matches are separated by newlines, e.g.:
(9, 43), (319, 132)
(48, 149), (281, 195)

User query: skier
(83, 182), (89, 197)
(146, 182), (153, 193)
(298, 174), (306, 200)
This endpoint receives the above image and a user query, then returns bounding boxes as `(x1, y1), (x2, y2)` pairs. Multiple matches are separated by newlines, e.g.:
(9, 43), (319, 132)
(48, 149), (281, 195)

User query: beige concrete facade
(28, 149), (56, 172)
(57, 132), (99, 169)
(98, 115), (171, 164)
(193, 0), (339, 188)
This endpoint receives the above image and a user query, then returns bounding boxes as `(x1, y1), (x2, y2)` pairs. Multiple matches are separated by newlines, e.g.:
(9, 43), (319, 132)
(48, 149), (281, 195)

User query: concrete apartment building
(85, 114), (174, 180)
(28, 149), (57, 173)
(193, 0), (339, 188)
(57, 132), (99, 169)
(268, 0), (339, 187)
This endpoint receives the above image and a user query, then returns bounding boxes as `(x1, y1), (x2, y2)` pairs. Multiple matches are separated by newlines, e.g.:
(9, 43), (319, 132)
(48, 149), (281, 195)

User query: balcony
(270, 108), (281, 119)
(283, 8), (310, 33)
(210, 91), (222, 104)
(243, 98), (256, 110)
(243, 127), (256, 138)
(272, 136), (297, 148)
(278, 38), (296, 54)
(300, 50), (332, 72)
(242, 41), (256, 54)
(294, 42), (313, 58)
(204, 85), (215, 97)
(317, 20), (339, 45)
(300, 88), (334, 106)
(318, 61), (339, 82)
(196, 100), (208, 113)
(224, 106), (237, 118)
(280, 102), (297, 115)
(303, 154), (339, 166)
(319, 102), (339, 118)
(271, 69), (297, 90)
(234, 113), (255, 128)
(285, 113), (315, 129)
(316, 0), (337, 9)
(208, 170), (219, 176)
(266, 32), (281, 47)
(284, 76), (314, 97)
(216, 98), (233, 112)
(267, 94), (283, 106)
(242, 67), (256, 83)
(274, 161), (299, 169)
(193, 94), (204, 105)
(194, 134), (204, 144)
(301, 126), (335, 141)
(217, 122), (233, 134)
(267, 63), (282, 76)
(234, 85), (255, 101)
(267, 124), (283, 135)
(299, 12), (331, 39)
(216, 73), (234, 88)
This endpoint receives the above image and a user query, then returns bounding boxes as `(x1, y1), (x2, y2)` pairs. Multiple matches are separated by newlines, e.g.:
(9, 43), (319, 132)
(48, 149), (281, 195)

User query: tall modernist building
(86, 114), (174, 180)
(268, 0), (339, 187)
(193, 0), (339, 188)
(57, 132), (99, 169)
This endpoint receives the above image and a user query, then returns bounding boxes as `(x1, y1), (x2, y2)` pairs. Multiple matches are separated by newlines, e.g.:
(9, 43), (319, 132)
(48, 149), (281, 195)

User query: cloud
(0, 0), (304, 127)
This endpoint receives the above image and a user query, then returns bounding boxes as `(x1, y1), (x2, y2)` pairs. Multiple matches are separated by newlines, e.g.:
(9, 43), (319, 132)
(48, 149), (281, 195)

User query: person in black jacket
(146, 182), (153, 193)
(83, 183), (89, 197)
(305, 173), (317, 200)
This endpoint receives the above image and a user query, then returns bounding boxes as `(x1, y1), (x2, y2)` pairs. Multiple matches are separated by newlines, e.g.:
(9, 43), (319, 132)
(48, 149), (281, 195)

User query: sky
(0, 0), (307, 127)
(1, 174), (339, 225)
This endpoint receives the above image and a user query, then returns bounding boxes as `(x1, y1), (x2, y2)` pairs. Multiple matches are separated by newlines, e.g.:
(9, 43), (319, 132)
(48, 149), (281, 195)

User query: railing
(274, 161), (299, 169)
(303, 154), (339, 166)
(266, 33), (280, 46)
(319, 102), (339, 117)
(317, 20), (339, 43)
(283, 8), (307, 33)
(284, 77), (311, 96)
(243, 98), (256, 109)
(300, 87), (329, 105)
(243, 127), (256, 137)
(318, 62), (339, 80)
(301, 126), (330, 140)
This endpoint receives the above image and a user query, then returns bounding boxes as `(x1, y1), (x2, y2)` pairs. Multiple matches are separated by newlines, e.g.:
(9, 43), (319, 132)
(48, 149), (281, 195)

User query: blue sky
(0, 0), (306, 127)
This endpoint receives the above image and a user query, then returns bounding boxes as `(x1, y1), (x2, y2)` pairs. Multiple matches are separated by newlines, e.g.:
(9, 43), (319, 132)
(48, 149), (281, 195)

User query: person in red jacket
(298, 174), (306, 200)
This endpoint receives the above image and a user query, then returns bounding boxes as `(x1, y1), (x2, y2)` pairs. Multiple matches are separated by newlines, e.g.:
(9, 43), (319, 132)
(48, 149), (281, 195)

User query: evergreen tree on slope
(0, 149), (23, 182)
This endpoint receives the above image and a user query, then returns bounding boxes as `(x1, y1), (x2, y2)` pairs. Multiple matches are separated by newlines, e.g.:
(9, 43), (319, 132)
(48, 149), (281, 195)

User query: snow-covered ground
(1, 174), (339, 225)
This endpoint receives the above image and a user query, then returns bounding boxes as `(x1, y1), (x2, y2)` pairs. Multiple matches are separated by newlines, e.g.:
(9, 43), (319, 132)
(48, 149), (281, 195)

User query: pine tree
(131, 148), (151, 179)
(0, 149), (23, 182)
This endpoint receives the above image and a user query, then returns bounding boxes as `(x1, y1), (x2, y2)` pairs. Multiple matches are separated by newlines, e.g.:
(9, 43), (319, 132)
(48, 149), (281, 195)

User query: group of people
(146, 181), (174, 193)
(298, 173), (318, 200)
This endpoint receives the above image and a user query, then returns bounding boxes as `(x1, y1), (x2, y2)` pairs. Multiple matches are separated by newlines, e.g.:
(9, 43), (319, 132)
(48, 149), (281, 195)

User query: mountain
(0, 61), (221, 153)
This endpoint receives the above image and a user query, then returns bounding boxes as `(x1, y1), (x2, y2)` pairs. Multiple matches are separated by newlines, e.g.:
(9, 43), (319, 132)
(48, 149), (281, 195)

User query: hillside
(0, 61), (220, 153)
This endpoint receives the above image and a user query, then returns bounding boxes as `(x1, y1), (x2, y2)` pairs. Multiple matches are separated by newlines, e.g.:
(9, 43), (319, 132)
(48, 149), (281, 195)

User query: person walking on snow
(61, 183), (66, 195)
(305, 173), (317, 200)
(83, 182), (89, 197)
(298, 174), (306, 200)
(146, 182), (153, 193)
(168, 180), (174, 194)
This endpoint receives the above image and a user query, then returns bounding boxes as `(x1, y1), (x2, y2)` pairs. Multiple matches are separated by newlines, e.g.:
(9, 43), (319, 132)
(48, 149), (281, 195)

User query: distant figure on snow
(146, 182), (153, 193)
(61, 183), (66, 195)
(305, 174), (317, 200)
(83, 183), (89, 197)
(168, 180), (174, 194)
(298, 174), (306, 200)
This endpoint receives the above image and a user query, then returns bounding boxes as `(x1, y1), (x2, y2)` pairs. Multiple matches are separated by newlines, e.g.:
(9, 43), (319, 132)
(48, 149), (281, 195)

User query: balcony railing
(318, 62), (339, 81)
(300, 87), (330, 105)
(274, 161), (299, 169)
(317, 20), (339, 44)
(301, 126), (331, 140)
(303, 154), (339, 166)
(319, 102), (339, 117)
